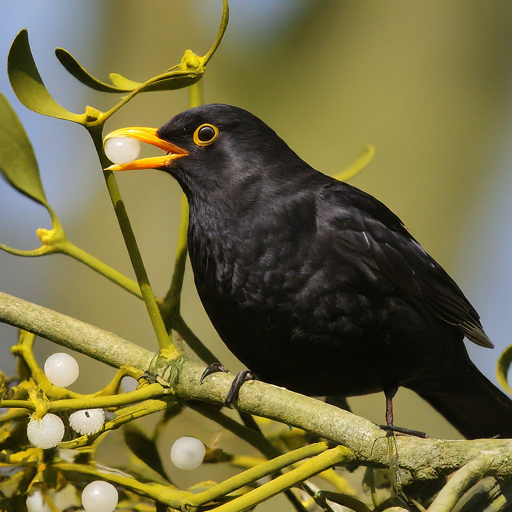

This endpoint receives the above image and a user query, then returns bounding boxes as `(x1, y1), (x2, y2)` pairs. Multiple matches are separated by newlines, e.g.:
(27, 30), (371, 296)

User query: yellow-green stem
(95, 87), (141, 127)
(333, 145), (375, 182)
(88, 126), (176, 356)
(166, 195), (189, 313)
(211, 446), (354, 512)
(53, 463), (190, 508)
(61, 241), (141, 298)
(186, 442), (329, 509)
(60, 398), (175, 449)
(202, 0), (229, 66)
(1, 382), (167, 414)
(0, 408), (28, 425)
(50, 382), (167, 412)
(12, 331), (83, 400)
(0, 399), (35, 411)
(167, 80), (203, 314)
(162, 80), (208, 358)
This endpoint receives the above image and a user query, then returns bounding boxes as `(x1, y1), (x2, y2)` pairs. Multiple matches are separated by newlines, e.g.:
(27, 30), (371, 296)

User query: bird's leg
(379, 386), (428, 438)
(385, 389), (396, 427)
(200, 363), (257, 407)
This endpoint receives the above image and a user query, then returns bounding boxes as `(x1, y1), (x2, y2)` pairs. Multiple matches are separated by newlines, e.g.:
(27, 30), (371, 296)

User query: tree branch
(0, 291), (154, 370)
(2, 290), (512, 484)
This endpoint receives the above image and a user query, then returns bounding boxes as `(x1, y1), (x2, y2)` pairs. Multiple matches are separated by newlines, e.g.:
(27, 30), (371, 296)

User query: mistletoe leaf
(334, 145), (375, 182)
(496, 344), (512, 396)
(55, 48), (139, 92)
(109, 73), (144, 90)
(140, 69), (204, 93)
(0, 93), (48, 206)
(56, 47), (200, 95)
(8, 30), (83, 123)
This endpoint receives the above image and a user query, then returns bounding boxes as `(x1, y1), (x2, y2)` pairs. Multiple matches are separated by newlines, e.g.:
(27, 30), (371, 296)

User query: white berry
(81, 481), (118, 512)
(170, 436), (206, 470)
(120, 376), (138, 393)
(104, 137), (141, 165)
(69, 409), (105, 435)
(44, 353), (79, 387)
(27, 413), (65, 449)
(26, 490), (51, 512)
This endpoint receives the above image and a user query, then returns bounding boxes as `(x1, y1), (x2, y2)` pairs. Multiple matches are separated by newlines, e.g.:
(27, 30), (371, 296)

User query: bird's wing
(322, 181), (492, 348)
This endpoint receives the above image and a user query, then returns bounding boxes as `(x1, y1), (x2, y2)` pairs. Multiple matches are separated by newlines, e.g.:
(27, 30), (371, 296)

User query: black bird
(105, 104), (512, 439)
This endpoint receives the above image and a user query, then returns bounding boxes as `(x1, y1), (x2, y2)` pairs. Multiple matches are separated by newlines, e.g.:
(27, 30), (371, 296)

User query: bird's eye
(193, 124), (219, 146)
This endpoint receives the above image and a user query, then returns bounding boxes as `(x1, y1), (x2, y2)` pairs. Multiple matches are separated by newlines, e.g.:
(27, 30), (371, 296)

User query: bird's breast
(185, 198), (449, 396)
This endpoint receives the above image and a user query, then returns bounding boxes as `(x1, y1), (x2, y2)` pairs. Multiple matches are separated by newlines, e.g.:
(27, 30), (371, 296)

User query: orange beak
(103, 127), (188, 171)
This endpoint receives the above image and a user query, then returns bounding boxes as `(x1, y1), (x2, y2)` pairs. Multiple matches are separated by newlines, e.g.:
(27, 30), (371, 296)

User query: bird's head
(104, 104), (306, 201)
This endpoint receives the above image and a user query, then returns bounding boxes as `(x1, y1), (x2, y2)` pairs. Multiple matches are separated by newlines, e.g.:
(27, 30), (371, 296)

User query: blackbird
(105, 104), (512, 439)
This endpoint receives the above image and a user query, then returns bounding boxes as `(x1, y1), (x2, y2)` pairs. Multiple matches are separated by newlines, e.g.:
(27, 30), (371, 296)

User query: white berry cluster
(26, 353), (207, 512)
(27, 354), (105, 449)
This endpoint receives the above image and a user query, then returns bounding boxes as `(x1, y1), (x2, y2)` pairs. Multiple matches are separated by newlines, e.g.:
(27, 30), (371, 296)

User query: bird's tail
(407, 358), (512, 439)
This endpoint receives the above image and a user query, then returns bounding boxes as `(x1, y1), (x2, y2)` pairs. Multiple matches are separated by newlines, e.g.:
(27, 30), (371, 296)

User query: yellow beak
(103, 127), (189, 171)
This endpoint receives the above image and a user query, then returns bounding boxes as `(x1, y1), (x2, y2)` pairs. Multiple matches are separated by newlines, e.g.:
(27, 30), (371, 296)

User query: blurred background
(2, 0), (512, 502)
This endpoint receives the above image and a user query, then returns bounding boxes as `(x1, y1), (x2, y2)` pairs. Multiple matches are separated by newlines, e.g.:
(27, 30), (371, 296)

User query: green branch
(185, 442), (329, 509)
(3, 291), (512, 485)
(0, 291), (154, 370)
(211, 446), (354, 512)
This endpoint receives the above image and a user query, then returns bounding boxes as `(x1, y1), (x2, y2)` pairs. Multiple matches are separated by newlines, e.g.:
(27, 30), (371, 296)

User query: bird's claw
(200, 362), (229, 384)
(225, 370), (257, 407)
(200, 364), (257, 407)
(379, 424), (428, 439)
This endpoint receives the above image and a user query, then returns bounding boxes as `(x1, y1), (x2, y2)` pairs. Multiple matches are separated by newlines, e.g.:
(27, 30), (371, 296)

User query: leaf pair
(7, 0), (229, 125)
(56, 47), (203, 95)
(7, 30), (202, 125)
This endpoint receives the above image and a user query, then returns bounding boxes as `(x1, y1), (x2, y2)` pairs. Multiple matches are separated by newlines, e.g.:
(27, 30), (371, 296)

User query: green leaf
(109, 72), (144, 90)
(496, 344), (512, 396)
(123, 424), (171, 483)
(140, 69), (204, 93)
(55, 48), (140, 92)
(8, 30), (83, 122)
(56, 46), (202, 95)
(334, 145), (375, 182)
(0, 93), (48, 206)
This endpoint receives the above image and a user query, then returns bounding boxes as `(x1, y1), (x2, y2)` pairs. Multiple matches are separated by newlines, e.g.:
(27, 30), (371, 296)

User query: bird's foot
(200, 362), (229, 383)
(379, 424), (428, 439)
(225, 370), (257, 406)
(200, 363), (257, 407)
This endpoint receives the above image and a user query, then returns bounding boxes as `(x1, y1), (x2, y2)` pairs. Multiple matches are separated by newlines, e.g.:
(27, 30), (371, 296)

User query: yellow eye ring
(193, 124), (219, 146)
